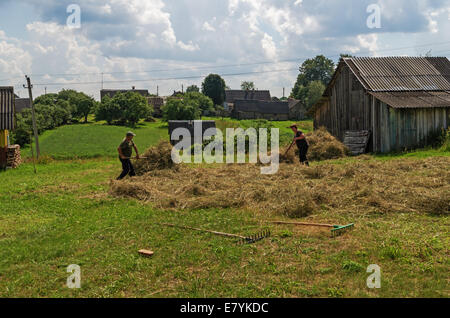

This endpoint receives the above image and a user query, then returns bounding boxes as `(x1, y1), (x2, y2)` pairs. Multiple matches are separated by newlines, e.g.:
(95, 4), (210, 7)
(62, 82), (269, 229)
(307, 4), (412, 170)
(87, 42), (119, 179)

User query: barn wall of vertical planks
(313, 57), (450, 153)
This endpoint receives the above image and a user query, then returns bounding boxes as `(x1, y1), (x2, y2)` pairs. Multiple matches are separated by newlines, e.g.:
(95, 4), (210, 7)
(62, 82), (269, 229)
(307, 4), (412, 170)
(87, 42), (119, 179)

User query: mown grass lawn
(1, 119), (448, 298)
(0, 157), (448, 297)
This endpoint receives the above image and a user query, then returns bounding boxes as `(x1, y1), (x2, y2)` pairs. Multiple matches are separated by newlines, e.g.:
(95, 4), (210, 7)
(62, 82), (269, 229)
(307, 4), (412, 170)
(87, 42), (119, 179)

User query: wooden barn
(313, 57), (450, 153)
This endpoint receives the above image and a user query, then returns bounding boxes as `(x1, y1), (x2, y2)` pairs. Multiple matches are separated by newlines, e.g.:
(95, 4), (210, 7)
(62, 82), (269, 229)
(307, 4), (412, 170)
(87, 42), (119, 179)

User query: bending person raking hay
(285, 124), (309, 166)
(117, 131), (140, 180)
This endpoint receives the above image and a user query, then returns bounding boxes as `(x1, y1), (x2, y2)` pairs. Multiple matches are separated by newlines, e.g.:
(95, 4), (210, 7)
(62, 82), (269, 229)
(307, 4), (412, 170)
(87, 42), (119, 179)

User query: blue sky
(0, 0), (449, 99)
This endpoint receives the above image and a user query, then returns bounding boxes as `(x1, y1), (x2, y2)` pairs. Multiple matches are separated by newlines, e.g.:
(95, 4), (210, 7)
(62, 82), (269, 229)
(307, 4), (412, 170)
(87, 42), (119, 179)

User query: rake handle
(161, 223), (246, 240)
(269, 221), (334, 228)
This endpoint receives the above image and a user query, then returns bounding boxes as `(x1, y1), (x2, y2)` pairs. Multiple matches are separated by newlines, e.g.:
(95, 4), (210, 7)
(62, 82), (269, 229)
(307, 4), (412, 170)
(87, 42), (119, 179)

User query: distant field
(21, 121), (169, 160)
(20, 118), (312, 160)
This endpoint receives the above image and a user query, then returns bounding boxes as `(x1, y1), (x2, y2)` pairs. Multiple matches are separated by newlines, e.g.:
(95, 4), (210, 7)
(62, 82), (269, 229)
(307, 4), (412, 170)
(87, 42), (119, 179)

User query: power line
(33, 68), (299, 86)
(1, 39), (450, 83)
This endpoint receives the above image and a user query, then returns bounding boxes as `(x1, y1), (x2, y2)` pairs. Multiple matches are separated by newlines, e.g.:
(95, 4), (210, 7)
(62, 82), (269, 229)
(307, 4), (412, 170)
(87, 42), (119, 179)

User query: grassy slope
(1, 119), (448, 298)
(21, 121), (169, 160)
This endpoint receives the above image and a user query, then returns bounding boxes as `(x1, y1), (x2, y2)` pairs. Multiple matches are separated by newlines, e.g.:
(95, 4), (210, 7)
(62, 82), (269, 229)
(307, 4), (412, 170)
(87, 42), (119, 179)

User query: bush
(162, 98), (201, 121)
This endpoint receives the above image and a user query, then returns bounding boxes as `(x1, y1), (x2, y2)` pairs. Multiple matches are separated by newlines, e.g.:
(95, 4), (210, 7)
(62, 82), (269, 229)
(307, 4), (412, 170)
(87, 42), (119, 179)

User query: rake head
(238, 230), (271, 245)
(331, 224), (354, 237)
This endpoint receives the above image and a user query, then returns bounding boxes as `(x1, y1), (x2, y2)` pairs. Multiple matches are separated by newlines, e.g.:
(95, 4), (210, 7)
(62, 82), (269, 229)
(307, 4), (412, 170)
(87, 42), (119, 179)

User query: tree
(95, 95), (121, 125)
(306, 81), (326, 109)
(57, 89), (95, 123)
(95, 92), (152, 126)
(241, 81), (255, 90)
(121, 92), (152, 126)
(339, 53), (354, 59)
(186, 85), (200, 93)
(184, 92), (214, 114)
(291, 55), (334, 100)
(291, 55), (334, 108)
(162, 98), (201, 121)
(201, 74), (226, 106)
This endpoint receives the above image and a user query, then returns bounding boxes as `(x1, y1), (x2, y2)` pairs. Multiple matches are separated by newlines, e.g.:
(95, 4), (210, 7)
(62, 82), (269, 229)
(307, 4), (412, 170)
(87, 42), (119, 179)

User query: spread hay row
(110, 133), (449, 218)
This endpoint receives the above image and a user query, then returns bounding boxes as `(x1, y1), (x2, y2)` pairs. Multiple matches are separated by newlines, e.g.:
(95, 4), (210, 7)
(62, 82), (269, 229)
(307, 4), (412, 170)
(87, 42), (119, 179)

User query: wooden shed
(313, 57), (450, 153)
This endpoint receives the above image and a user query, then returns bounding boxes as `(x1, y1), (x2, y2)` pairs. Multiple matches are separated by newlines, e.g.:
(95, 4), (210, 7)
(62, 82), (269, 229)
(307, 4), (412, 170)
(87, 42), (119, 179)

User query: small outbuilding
(313, 57), (450, 153)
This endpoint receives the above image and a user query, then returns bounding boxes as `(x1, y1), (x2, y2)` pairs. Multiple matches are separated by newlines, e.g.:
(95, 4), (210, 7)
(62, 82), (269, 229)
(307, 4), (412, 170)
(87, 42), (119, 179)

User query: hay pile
(280, 127), (349, 163)
(305, 127), (349, 161)
(110, 157), (450, 218)
(133, 141), (179, 175)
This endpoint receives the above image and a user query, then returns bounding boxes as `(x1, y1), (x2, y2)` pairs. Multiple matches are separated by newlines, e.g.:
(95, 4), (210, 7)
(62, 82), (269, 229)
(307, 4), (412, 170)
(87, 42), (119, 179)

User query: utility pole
(23, 76), (40, 158)
(101, 72), (104, 90)
(283, 87), (285, 99)
(182, 84), (184, 94)
(157, 85), (159, 96)
(44, 87), (47, 95)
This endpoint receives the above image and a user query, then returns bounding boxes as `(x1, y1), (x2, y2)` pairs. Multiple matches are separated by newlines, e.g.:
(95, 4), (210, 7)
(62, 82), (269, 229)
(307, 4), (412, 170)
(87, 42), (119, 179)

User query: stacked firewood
(6, 145), (21, 168)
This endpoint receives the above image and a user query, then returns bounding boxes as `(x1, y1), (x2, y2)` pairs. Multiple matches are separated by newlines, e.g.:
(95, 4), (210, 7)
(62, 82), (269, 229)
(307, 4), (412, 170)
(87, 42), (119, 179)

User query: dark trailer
(168, 120), (216, 145)
(313, 57), (450, 153)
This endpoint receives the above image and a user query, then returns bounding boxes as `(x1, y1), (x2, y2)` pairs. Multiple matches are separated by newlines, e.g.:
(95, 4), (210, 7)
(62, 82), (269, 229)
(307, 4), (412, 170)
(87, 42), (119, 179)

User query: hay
(306, 127), (349, 161)
(133, 140), (179, 175)
(110, 156), (450, 218)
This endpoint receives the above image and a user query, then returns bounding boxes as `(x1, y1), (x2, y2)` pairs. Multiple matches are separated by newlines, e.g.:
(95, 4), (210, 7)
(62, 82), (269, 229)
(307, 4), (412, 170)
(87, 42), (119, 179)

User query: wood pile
(6, 144), (21, 168)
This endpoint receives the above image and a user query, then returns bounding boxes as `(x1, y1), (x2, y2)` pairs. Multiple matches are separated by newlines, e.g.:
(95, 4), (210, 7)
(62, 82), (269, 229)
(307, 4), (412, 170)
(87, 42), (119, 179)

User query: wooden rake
(160, 223), (270, 245)
(268, 220), (354, 237)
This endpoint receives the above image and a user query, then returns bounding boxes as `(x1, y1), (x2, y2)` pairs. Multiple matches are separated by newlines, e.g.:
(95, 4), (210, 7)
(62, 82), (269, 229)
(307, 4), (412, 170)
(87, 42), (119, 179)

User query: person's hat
(126, 131), (136, 137)
(288, 124), (298, 128)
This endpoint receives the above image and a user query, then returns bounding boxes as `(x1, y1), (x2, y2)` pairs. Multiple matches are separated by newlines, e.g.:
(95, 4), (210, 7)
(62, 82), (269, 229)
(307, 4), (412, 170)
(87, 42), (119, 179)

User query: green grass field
(1, 119), (448, 298)
(21, 121), (169, 160)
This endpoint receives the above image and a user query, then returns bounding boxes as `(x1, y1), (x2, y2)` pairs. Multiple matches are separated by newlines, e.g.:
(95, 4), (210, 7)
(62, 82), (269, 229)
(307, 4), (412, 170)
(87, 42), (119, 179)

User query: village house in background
(288, 98), (308, 120)
(313, 57), (450, 153)
(15, 96), (31, 113)
(231, 100), (290, 120)
(223, 89), (271, 112)
(225, 89), (306, 121)
(100, 88), (150, 100)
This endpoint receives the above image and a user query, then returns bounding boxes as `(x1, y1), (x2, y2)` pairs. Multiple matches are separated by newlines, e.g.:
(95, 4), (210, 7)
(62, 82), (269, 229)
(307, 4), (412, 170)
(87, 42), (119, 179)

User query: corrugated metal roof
(369, 91), (450, 108)
(0, 87), (15, 130)
(344, 57), (450, 92)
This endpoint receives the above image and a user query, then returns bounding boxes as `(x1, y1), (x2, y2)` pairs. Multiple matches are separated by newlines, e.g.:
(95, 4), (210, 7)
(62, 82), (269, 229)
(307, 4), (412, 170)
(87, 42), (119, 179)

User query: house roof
(318, 56), (450, 109)
(287, 98), (303, 109)
(100, 89), (149, 99)
(369, 91), (450, 108)
(344, 57), (450, 92)
(234, 100), (289, 114)
(225, 90), (271, 103)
